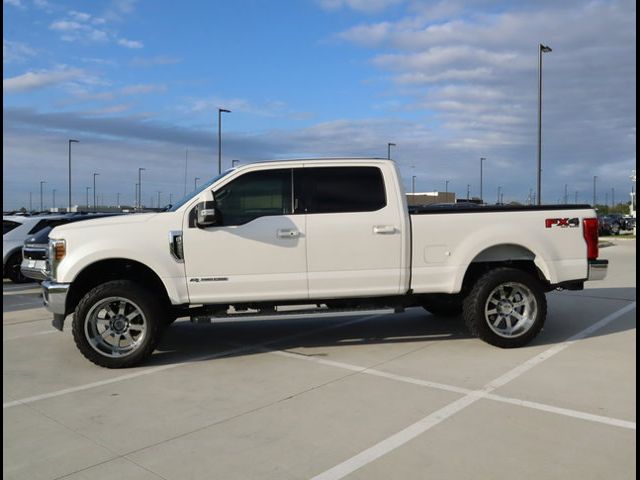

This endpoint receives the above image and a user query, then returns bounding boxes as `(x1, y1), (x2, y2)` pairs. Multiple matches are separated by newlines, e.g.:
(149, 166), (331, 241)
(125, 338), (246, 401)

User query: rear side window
(27, 219), (70, 235)
(214, 169), (292, 226)
(3, 220), (20, 235)
(301, 167), (386, 214)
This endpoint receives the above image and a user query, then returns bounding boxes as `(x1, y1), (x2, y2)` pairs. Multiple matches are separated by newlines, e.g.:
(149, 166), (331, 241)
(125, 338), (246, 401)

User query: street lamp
(194, 177), (200, 190)
(412, 175), (416, 194)
(68, 139), (79, 210)
(537, 43), (552, 205)
(445, 180), (450, 194)
(39, 181), (46, 211)
(93, 173), (100, 211)
(593, 176), (597, 206)
(497, 185), (502, 204)
(467, 184), (471, 200)
(52, 188), (57, 209)
(387, 143), (396, 160)
(86, 187), (91, 209)
(480, 157), (486, 204)
(218, 108), (231, 174)
(564, 184), (568, 204)
(116, 192), (120, 207)
(138, 167), (145, 209)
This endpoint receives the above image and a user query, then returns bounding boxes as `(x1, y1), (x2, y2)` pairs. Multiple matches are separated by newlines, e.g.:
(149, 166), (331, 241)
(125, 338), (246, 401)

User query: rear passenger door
(300, 166), (403, 298)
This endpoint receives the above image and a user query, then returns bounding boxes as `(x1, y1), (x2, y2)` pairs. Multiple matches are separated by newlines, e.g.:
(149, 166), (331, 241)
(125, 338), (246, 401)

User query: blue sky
(3, 0), (636, 209)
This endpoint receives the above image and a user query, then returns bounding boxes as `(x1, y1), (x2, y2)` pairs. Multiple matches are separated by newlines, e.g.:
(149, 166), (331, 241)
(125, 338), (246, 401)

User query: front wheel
(72, 280), (165, 368)
(463, 268), (547, 348)
(6, 252), (32, 284)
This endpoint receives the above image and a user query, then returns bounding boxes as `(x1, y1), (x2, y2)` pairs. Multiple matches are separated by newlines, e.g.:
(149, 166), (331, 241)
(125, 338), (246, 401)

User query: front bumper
(20, 259), (48, 281)
(42, 280), (70, 330)
(587, 259), (608, 281)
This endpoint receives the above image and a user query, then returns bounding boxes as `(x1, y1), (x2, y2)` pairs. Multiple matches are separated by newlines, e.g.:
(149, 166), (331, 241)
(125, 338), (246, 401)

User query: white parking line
(3, 313), (383, 409)
(309, 302), (636, 480)
(3, 330), (58, 341)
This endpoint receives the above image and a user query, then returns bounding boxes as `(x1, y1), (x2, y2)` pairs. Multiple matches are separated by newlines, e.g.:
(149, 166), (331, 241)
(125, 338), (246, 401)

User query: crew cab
(41, 159), (608, 368)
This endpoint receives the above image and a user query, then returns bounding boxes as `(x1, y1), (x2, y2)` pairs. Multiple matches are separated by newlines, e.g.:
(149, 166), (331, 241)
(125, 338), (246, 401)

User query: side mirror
(195, 201), (217, 228)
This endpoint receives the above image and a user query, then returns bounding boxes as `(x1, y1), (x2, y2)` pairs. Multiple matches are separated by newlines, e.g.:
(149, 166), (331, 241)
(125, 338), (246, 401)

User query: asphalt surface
(3, 239), (636, 480)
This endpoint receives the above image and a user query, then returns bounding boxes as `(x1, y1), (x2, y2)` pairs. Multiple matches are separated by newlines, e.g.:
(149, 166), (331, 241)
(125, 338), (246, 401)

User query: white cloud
(117, 38), (143, 49)
(3, 68), (83, 92)
(318, 0), (404, 14)
(4, 0), (23, 7)
(3, 39), (37, 63)
(130, 55), (181, 67)
(119, 83), (165, 95)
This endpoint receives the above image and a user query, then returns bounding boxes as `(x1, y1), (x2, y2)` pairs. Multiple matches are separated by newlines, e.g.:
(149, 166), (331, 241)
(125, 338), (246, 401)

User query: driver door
(182, 168), (308, 304)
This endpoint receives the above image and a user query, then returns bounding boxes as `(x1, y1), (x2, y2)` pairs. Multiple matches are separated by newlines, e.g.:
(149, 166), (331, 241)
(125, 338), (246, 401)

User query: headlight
(48, 239), (66, 280)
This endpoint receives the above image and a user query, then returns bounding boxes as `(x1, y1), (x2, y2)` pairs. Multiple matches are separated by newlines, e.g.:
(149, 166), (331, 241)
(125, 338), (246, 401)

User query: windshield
(166, 170), (234, 212)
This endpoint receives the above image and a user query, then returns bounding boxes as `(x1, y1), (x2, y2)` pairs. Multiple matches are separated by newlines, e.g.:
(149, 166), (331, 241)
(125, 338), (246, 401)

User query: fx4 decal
(545, 217), (580, 228)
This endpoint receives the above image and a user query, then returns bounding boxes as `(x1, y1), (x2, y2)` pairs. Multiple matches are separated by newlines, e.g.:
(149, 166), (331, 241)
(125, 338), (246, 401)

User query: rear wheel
(463, 268), (546, 348)
(72, 280), (165, 368)
(6, 252), (32, 284)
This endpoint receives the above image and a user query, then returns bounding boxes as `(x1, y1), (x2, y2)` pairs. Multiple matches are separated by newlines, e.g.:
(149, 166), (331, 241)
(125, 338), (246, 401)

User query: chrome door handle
(277, 229), (300, 238)
(373, 225), (397, 234)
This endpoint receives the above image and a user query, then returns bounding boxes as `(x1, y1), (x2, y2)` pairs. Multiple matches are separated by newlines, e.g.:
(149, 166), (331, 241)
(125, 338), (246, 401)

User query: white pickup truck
(42, 158), (607, 368)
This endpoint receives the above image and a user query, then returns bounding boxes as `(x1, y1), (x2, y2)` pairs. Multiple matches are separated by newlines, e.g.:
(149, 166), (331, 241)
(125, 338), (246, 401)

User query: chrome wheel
(484, 282), (537, 338)
(84, 296), (147, 358)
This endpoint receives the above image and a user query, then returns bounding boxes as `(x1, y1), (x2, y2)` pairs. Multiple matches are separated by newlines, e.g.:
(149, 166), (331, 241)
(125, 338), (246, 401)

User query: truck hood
(50, 213), (159, 237)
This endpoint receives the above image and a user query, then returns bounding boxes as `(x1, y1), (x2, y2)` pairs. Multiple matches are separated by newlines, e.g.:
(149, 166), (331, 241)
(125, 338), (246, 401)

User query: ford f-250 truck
(41, 158), (608, 368)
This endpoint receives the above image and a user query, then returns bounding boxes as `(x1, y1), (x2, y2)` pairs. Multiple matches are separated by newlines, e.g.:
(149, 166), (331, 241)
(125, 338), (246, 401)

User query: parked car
(41, 158), (608, 368)
(21, 213), (123, 281)
(598, 215), (624, 235)
(3, 214), (71, 283)
(606, 213), (634, 231)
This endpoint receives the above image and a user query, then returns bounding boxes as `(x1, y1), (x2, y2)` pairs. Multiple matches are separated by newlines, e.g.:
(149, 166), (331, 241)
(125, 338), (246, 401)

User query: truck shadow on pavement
(148, 287), (636, 367)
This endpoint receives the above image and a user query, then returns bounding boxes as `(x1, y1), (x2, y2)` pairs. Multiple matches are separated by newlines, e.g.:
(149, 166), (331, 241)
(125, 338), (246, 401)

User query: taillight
(583, 218), (599, 260)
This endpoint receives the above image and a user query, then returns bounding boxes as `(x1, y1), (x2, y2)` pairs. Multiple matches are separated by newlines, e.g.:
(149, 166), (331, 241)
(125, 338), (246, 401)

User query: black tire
(421, 294), (463, 317)
(611, 223), (620, 235)
(5, 252), (32, 284)
(72, 280), (166, 368)
(463, 268), (547, 348)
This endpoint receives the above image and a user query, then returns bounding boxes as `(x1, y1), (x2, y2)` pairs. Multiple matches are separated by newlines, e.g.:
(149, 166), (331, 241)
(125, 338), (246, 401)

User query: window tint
(214, 169), (292, 226)
(3, 220), (20, 235)
(302, 167), (386, 214)
(27, 219), (70, 235)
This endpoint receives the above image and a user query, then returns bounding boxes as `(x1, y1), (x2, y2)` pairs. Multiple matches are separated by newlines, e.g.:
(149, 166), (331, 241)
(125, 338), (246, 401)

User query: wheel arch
(65, 258), (171, 316)
(457, 243), (552, 295)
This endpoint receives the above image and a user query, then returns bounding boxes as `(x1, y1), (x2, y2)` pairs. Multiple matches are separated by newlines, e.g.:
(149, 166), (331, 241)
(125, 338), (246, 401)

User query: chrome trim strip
(41, 280), (71, 316)
(169, 230), (184, 263)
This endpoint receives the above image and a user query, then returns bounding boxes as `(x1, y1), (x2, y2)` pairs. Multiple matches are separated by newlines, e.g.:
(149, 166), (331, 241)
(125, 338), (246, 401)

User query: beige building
(406, 192), (456, 206)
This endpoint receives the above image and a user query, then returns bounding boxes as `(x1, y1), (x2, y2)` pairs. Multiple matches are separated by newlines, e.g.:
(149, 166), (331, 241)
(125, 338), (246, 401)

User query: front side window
(301, 166), (386, 214)
(214, 169), (292, 226)
(3, 220), (21, 235)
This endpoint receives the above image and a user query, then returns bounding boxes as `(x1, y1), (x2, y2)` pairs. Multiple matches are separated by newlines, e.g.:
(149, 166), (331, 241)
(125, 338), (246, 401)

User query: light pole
(497, 185), (502, 204)
(537, 43), (552, 205)
(86, 187), (91, 209)
(184, 149), (188, 196)
(39, 181), (46, 211)
(169, 193), (173, 205)
(480, 157), (486, 204)
(611, 187), (615, 208)
(138, 167), (145, 209)
(68, 139), (79, 210)
(445, 180), (450, 194)
(564, 184), (568, 204)
(218, 108), (231, 174)
(467, 184), (471, 200)
(29, 192), (32, 211)
(593, 176), (597, 206)
(387, 143), (396, 160)
(116, 192), (120, 207)
(157, 191), (162, 209)
(52, 189), (57, 209)
(93, 173), (99, 211)
(412, 175), (416, 194)
(194, 177), (200, 190)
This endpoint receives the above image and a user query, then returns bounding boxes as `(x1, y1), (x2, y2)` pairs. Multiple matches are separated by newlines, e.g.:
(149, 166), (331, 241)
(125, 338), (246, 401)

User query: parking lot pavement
(3, 239), (636, 480)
